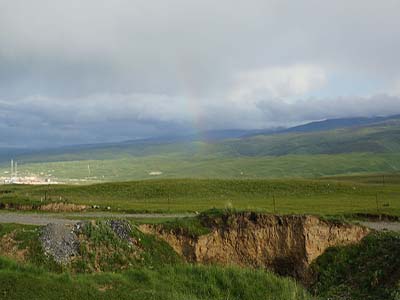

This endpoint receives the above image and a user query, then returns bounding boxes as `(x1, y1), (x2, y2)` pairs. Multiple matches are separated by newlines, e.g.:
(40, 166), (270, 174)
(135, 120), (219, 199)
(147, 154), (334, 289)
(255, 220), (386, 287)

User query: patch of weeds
(310, 231), (400, 300)
(72, 221), (139, 272)
(198, 208), (256, 230)
(0, 256), (311, 300)
(69, 220), (181, 272)
(160, 217), (211, 238)
(199, 207), (239, 219)
(318, 214), (350, 225)
(130, 225), (182, 268)
(0, 224), (34, 237)
(25, 230), (64, 273)
(0, 224), (61, 271)
(13, 227), (39, 250)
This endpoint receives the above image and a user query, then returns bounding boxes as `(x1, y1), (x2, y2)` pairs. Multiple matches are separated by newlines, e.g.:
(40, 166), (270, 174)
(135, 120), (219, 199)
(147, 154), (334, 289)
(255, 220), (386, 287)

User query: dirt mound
(140, 213), (370, 280)
(39, 220), (140, 269)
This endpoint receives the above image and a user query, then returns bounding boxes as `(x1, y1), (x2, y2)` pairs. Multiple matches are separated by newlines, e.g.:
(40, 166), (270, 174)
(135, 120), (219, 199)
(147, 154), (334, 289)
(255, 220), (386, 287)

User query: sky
(1, 0), (400, 147)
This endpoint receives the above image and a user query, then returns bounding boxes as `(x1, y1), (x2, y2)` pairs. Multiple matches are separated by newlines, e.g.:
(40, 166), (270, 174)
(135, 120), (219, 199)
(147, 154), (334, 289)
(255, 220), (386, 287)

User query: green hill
(1, 115), (400, 181)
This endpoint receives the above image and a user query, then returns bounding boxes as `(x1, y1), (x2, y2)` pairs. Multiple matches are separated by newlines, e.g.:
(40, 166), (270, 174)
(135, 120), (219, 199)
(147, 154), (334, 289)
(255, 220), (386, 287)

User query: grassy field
(2, 118), (400, 182)
(0, 57), (399, 300)
(1, 176), (399, 216)
(2, 152), (400, 183)
(0, 222), (311, 300)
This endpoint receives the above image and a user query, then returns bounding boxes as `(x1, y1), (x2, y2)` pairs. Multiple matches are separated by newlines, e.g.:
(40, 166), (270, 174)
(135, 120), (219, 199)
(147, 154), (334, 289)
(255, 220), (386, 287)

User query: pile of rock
(39, 219), (135, 264)
(106, 219), (133, 242)
(39, 223), (80, 264)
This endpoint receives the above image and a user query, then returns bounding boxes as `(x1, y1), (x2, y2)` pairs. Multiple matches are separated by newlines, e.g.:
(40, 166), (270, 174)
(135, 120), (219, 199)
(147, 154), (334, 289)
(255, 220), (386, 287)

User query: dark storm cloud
(0, 0), (400, 146)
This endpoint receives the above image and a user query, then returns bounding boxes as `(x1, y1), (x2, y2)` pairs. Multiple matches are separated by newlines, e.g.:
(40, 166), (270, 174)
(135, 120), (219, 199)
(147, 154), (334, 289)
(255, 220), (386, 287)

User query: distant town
(1, 160), (59, 185)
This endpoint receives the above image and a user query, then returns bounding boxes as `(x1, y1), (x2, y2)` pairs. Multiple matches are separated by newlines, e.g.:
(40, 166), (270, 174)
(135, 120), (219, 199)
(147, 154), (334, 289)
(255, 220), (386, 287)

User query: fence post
(273, 193), (276, 214)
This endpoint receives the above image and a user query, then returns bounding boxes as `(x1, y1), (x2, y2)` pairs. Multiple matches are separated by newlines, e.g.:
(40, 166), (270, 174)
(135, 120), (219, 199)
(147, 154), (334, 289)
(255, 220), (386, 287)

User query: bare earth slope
(140, 213), (369, 280)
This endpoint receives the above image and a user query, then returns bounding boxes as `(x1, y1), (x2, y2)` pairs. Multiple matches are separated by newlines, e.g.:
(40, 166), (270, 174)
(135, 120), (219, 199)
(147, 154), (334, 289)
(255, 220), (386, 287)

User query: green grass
(0, 223), (29, 237)
(0, 223), (64, 273)
(1, 177), (400, 216)
(2, 118), (400, 182)
(3, 152), (400, 183)
(310, 232), (400, 300)
(0, 220), (184, 274)
(322, 173), (400, 185)
(0, 257), (311, 300)
(73, 221), (183, 273)
(0, 222), (311, 300)
(159, 216), (212, 237)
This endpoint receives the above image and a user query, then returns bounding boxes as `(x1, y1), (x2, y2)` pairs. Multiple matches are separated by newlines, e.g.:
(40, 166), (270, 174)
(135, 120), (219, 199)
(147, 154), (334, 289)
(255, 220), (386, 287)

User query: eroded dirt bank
(140, 213), (369, 280)
(0, 202), (87, 212)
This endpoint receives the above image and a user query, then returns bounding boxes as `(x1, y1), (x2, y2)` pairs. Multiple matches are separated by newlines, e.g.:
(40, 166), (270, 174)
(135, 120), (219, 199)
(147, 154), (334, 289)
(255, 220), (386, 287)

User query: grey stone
(106, 219), (132, 241)
(39, 223), (80, 264)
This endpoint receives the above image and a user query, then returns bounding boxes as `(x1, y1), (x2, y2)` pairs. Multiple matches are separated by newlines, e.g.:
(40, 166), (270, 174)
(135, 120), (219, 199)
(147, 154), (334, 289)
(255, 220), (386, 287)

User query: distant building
(149, 171), (163, 176)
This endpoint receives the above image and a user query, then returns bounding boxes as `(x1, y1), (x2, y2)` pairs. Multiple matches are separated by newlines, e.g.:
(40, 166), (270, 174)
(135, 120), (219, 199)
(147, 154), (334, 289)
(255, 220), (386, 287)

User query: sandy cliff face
(140, 213), (369, 280)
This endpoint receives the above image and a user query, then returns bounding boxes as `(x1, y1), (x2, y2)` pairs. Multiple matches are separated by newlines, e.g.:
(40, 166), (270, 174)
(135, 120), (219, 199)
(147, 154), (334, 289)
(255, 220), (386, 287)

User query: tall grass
(310, 232), (400, 300)
(0, 257), (311, 300)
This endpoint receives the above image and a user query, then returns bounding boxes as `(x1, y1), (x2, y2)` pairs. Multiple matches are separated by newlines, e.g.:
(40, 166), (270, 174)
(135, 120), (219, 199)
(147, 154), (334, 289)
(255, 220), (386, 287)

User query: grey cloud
(0, 0), (400, 146)
(1, 0), (400, 97)
(0, 93), (399, 147)
(255, 95), (400, 126)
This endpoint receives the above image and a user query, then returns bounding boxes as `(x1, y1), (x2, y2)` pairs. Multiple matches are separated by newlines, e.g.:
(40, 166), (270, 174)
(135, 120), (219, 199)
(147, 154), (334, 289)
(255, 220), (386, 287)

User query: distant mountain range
(1, 114), (400, 181)
(1, 114), (400, 163)
(278, 115), (400, 134)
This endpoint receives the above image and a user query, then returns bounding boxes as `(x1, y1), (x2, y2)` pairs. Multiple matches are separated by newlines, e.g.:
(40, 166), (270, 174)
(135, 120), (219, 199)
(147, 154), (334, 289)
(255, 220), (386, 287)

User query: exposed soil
(140, 213), (370, 281)
(0, 202), (87, 212)
(39, 203), (87, 212)
(0, 231), (29, 262)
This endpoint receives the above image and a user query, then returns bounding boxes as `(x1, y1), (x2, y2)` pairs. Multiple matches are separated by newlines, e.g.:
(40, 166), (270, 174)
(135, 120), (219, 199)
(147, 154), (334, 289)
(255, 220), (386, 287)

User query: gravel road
(0, 211), (194, 226)
(359, 221), (400, 232)
(1, 212), (399, 231)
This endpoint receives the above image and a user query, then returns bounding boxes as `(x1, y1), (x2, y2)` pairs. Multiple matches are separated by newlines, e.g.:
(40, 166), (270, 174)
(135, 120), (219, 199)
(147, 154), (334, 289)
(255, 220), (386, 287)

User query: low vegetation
(0, 257), (311, 300)
(0, 176), (399, 216)
(310, 232), (400, 300)
(158, 216), (212, 237)
(2, 152), (400, 183)
(1, 210), (399, 299)
(2, 116), (400, 182)
(72, 220), (183, 273)
(0, 221), (311, 300)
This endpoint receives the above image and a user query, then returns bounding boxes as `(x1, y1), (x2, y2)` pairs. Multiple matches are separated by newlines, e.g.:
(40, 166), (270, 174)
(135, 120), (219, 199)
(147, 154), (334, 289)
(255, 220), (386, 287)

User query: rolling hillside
(223, 117), (400, 156)
(1, 115), (399, 181)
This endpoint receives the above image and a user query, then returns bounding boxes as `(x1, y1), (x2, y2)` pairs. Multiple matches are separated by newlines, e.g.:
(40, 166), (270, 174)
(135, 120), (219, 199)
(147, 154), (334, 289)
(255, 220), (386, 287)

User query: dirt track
(0, 212), (194, 226)
(1, 212), (400, 231)
(359, 221), (400, 232)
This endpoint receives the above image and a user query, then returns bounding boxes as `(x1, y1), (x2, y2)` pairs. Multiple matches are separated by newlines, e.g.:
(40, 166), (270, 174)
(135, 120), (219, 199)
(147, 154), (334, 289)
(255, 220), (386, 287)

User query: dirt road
(1, 212), (400, 231)
(359, 221), (400, 232)
(0, 211), (194, 226)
